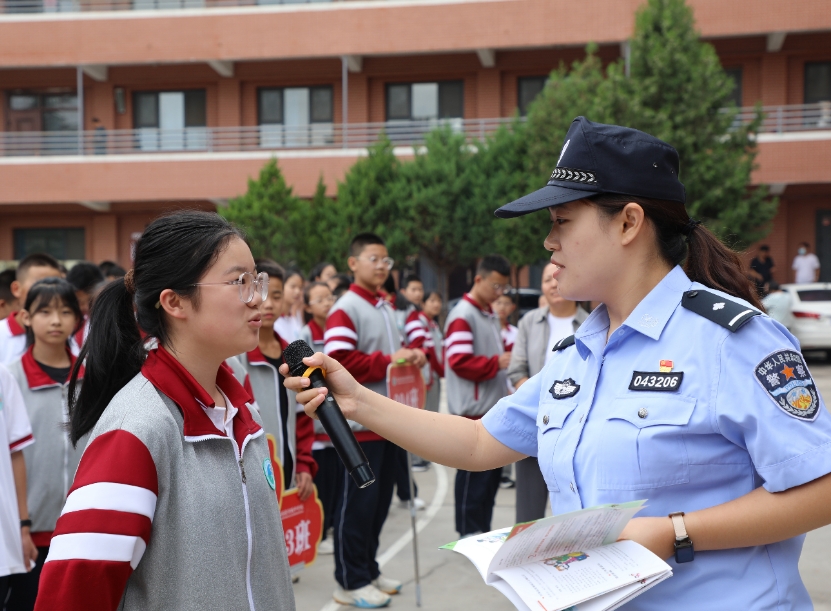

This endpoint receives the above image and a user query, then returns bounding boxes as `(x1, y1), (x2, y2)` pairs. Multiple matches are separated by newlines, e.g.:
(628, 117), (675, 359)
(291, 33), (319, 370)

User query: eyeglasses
(358, 255), (395, 270)
(192, 272), (269, 304)
(493, 283), (512, 294)
(309, 295), (336, 306)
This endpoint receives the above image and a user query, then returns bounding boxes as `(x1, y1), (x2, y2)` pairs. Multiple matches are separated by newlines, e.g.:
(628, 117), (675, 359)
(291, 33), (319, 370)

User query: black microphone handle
(306, 371), (375, 489)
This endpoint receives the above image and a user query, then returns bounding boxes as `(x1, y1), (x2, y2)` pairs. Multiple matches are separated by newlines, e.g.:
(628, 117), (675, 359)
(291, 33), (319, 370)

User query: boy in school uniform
(493, 294), (518, 353)
(444, 254), (513, 537)
(324, 233), (423, 608)
(0, 270), (18, 322)
(0, 255), (62, 365)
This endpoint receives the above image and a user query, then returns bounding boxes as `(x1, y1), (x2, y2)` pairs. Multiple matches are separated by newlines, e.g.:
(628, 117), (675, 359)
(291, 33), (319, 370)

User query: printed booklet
(440, 501), (672, 611)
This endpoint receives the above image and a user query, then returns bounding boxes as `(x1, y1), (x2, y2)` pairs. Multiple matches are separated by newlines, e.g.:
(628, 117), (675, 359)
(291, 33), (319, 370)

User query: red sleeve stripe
(69, 430), (159, 495)
(404, 320), (425, 334)
(9, 433), (34, 452)
(325, 340), (356, 354)
(61, 482), (157, 521)
(446, 344), (474, 359)
(324, 326), (358, 342)
(35, 560), (133, 611)
(445, 330), (474, 346)
(47, 533), (147, 569)
(52, 509), (152, 544)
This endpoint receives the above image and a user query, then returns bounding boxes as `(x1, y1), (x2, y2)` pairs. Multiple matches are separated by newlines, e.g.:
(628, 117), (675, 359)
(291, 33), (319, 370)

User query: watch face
(675, 541), (695, 564)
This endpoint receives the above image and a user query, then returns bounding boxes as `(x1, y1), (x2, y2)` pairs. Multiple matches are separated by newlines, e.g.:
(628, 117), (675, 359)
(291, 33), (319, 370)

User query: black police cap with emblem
(495, 117), (687, 218)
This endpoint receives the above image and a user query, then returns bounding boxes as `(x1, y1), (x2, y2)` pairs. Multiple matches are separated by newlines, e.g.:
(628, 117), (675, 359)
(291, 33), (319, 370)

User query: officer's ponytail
(67, 210), (243, 446)
(590, 194), (763, 311)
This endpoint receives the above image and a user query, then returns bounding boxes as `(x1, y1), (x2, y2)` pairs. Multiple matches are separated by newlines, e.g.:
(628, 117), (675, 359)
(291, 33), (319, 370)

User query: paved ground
(292, 356), (831, 611)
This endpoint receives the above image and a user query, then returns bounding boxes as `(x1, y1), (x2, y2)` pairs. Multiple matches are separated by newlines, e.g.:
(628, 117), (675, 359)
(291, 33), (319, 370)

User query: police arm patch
(754, 349), (820, 421)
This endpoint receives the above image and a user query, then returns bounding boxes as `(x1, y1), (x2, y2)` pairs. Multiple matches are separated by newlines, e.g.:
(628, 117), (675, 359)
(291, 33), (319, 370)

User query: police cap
(495, 116), (686, 218)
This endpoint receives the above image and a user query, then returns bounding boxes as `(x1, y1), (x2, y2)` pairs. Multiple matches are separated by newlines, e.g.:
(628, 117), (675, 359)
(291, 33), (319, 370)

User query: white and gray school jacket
(8, 352), (87, 540)
(34, 347), (294, 611)
(444, 298), (507, 417)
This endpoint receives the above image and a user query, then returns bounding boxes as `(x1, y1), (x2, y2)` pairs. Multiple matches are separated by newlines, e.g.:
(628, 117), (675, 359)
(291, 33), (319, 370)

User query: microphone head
(284, 340), (316, 377)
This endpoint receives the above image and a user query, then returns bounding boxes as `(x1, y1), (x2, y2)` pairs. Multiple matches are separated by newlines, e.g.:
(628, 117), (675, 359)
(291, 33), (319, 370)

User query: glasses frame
(492, 282), (513, 294)
(192, 271), (269, 304)
(357, 255), (395, 270)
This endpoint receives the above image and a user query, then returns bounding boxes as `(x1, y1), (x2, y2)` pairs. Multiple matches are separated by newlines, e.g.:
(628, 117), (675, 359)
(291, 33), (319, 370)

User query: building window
(133, 90), (207, 151)
(13, 228), (85, 261)
(724, 67), (743, 107)
(5, 91), (78, 155)
(258, 86), (334, 148)
(385, 81), (464, 121)
(518, 76), (547, 116)
(805, 62), (831, 104)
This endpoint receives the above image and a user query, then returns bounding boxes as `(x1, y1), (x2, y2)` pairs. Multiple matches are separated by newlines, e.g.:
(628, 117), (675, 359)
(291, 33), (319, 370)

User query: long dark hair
(589, 194), (763, 311)
(23, 277), (82, 347)
(67, 210), (243, 445)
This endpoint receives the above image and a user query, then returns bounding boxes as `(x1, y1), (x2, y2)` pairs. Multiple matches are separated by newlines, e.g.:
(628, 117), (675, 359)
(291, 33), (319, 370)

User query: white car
(779, 283), (831, 351)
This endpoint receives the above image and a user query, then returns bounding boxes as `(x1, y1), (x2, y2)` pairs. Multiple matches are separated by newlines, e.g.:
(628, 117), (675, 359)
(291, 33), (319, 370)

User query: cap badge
(557, 139), (570, 165)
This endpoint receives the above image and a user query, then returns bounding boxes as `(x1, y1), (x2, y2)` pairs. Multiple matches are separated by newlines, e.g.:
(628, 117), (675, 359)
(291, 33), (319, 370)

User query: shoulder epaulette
(552, 335), (576, 352)
(681, 289), (760, 332)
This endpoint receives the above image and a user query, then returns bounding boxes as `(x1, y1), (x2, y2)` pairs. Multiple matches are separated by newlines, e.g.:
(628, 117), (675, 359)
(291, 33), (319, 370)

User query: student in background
(762, 281), (794, 330)
(331, 274), (353, 299)
(6, 278), (85, 611)
(422, 291), (444, 415)
(239, 259), (316, 499)
(98, 261), (126, 282)
(444, 255), (512, 537)
(299, 282), (338, 555)
(492, 293), (517, 353)
(0, 270), (18, 321)
(309, 262), (337, 286)
(275, 268), (304, 343)
(0, 364), (37, 605)
(324, 233), (422, 608)
(507, 263), (588, 524)
(34, 211), (294, 611)
(1, 255), (62, 365)
(66, 262), (105, 356)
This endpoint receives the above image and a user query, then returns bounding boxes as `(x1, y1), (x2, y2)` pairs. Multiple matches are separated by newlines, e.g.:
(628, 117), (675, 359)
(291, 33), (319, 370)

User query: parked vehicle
(780, 283), (831, 351)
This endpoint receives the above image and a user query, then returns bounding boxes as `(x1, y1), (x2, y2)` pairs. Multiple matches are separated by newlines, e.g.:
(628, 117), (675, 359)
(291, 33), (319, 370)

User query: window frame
(804, 61), (831, 104)
(257, 85), (335, 126)
(517, 76), (548, 116)
(384, 80), (465, 121)
(131, 89), (208, 129)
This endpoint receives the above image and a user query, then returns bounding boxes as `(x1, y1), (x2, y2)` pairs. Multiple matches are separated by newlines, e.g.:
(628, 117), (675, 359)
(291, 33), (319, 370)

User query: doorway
(815, 210), (831, 282)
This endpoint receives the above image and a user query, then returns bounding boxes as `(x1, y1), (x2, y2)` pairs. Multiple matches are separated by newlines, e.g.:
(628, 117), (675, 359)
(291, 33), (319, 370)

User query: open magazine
(440, 501), (672, 611)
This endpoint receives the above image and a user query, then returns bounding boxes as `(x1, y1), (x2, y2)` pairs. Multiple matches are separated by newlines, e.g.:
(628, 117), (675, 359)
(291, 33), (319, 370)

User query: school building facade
(0, 0), (829, 283)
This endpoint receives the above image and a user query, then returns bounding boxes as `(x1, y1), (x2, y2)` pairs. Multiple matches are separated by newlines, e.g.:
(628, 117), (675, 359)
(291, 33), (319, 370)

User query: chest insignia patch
(629, 371), (683, 391)
(263, 458), (277, 490)
(549, 378), (580, 399)
(755, 349), (820, 421)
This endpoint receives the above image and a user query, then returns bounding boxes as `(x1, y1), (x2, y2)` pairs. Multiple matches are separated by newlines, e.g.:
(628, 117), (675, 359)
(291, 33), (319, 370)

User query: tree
(524, 0), (776, 248)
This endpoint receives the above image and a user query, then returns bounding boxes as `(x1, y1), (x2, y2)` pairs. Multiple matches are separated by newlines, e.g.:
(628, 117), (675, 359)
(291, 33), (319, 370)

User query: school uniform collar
(246, 331), (289, 365)
(5, 312), (25, 336)
(141, 345), (261, 447)
(349, 283), (388, 308)
(463, 293), (494, 316)
(574, 265), (691, 358)
(308, 319), (324, 342)
(21, 345), (84, 390)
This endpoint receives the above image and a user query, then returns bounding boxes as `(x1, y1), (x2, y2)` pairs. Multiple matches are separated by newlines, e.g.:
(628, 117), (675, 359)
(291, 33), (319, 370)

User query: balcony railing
(0, 105), (828, 158)
(0, 118), (512, 157)
(0, 0), (369, 14)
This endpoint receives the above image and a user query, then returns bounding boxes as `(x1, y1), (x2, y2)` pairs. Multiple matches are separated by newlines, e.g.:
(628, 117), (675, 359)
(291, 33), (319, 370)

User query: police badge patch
(549, 378), (580, 399)
(755, 349), (820, 421)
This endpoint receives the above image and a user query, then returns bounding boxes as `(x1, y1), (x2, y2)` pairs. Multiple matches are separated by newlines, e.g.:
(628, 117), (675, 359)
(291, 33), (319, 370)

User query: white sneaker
(398, 497), (426, 510)
(317, 538), (334, 555)
(333, 584), (391, 608)
(372, 574), (403, 595)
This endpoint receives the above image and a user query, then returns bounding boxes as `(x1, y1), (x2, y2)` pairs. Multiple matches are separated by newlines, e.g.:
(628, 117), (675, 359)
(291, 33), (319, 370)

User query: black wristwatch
(668, 512), (694, 563)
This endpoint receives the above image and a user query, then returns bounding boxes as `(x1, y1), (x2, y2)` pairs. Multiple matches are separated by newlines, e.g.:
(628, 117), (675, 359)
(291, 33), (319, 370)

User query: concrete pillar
(760, 54), (788, 106)
(217, 79), (242, 127)
(90, 213), (118, 263)
(477, 68), (501, 118)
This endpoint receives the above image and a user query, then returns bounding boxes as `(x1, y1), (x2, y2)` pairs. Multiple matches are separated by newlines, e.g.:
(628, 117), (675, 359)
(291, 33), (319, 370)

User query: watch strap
(669, 511), (688, 540)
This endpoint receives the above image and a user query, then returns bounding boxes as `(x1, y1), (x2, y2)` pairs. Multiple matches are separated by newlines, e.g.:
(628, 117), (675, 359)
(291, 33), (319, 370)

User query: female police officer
(283, 117), (831, 610)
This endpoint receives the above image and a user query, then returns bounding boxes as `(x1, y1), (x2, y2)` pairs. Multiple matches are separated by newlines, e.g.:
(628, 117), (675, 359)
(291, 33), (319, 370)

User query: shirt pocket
(596, 395), (696, 491)
(536, 399), (579, 492)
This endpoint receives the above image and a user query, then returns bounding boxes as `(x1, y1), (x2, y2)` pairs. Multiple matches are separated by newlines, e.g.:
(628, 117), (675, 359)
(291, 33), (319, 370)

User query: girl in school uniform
(422, 291), (445, 414)
(34, 210), (294, 611)
(6, 278), (85, 611)
(274, 268), (305, 343)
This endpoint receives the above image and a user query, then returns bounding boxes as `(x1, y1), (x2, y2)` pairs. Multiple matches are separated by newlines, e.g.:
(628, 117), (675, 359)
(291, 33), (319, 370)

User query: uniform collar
(463, 293), (494, 315)
(246, 331), (289, 365)
(350, 283), (388, 307)
(575, 266), (692, 358)
(141, 345), (261, 446)
(6, 312), (25, 337)
(21, 344), (83, 390)
(307, 319), (325, 342)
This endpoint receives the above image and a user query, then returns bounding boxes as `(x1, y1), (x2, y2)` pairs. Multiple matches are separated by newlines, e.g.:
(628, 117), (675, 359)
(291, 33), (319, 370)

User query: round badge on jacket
(263, 458), (277, 490)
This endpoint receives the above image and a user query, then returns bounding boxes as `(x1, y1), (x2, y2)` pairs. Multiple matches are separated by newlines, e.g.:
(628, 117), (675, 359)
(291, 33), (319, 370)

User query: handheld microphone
(283, 340), (375, 489)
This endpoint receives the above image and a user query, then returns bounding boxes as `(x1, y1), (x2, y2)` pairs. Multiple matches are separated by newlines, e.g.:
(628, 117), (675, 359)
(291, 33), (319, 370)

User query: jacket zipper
(232, 435), (256, 611)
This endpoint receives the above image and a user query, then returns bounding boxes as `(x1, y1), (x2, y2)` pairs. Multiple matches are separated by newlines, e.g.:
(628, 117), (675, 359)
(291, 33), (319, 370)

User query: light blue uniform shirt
(483, 266), (831, 610)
